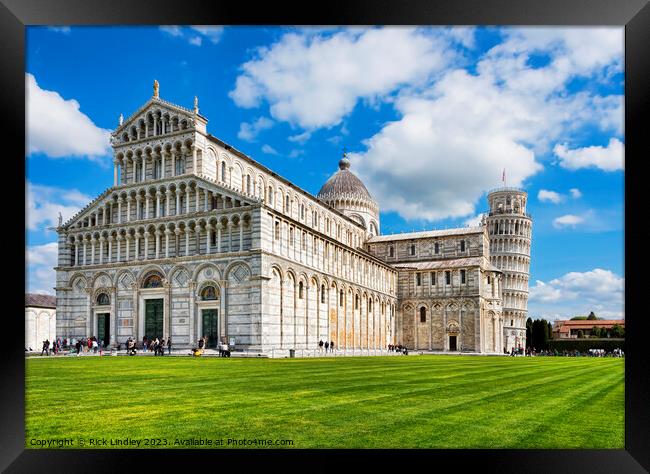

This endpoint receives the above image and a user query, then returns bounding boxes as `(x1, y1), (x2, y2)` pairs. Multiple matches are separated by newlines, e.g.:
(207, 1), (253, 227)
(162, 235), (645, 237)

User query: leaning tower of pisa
(484, 187), (532, 352)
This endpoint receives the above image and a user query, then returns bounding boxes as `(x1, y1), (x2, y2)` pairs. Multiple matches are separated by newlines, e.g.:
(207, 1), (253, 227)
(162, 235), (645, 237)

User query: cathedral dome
(317, 157), (374, 202)
(318, 154), (380, 236)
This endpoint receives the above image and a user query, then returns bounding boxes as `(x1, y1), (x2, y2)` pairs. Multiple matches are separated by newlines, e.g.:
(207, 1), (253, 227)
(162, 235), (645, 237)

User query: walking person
(325, 341), (329, 354)
(318, 339), (324, 353)
(41, 339), (48, 356)
(330, 341), (335, 353)
(167, 337), (172, 356)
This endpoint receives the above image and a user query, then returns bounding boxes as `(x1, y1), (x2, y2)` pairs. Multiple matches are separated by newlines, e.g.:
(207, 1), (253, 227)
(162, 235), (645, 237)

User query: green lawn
(25, 355), (624, 449)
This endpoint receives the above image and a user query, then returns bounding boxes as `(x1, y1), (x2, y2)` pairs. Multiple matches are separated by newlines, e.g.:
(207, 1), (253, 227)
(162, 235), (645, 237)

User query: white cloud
(554, 137), (624, 171)
(26, 73), (111, 160)
(288, 150), (304, 159)
(237, 116), (273, 142)
(230, 27), (454, 129)
(529, 268), (624, 320)
(482, 27), (623, 96)
(26, 242), (59, 295)
(463, 214), (484, 227)
(350, 68), (544, 221)
(190, 26), (224, 44)
(160, 26), (182, 37)
(553, 214), (585, 228)
(288, 131), (311, 144)
(160, 25), (224, 46)
(27, 181), (91, 232)
(570, 188), (582, 198)
(261, 144), (278, 155)
(538, 189), (564, 204)
(446, 27), (476, 49)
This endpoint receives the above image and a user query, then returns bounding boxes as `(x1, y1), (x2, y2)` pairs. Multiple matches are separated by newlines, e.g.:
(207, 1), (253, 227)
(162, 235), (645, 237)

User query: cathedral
(55, 82), (531, 355)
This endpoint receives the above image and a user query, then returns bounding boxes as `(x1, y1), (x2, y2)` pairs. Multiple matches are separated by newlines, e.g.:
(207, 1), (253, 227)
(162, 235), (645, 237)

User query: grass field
(25, 355), (624, 449)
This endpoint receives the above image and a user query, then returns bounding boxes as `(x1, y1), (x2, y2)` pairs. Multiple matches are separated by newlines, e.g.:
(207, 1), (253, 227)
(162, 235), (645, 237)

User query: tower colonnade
(485, 187), (532, 351)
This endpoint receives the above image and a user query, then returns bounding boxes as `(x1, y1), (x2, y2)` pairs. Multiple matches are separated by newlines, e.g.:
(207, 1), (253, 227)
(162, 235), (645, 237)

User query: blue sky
(25, 26), (624, 321)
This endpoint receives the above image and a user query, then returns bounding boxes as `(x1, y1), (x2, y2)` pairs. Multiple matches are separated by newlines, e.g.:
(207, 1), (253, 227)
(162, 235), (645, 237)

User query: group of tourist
(317, 340), (337, 353)
(34, 338), (78, 355)
(388, 344), (409, 355)
(141, 336), (172, 355)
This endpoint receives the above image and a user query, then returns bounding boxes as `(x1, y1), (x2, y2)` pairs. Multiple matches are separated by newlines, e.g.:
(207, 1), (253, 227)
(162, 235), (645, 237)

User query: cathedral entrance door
(97, 313), (110, 347)
(145, 299), (164, 340)
(449, 335), (457, 351)
(201, 309), (219, 348)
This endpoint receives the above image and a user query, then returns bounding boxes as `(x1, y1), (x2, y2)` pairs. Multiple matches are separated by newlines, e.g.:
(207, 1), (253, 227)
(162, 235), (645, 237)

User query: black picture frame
(2, 0), (648, 471)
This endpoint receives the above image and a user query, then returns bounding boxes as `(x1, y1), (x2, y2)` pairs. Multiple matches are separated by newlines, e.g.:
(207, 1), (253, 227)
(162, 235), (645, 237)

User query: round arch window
(96, 293), (110, 306)
(201, 286), (218, 301)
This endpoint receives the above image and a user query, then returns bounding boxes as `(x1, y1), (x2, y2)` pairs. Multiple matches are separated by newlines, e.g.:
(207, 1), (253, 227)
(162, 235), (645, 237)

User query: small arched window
(355, 295), (359, 310)
(420, 307), (427, 323)
(321, 284), (325, 303)
(221, 161), (227, 182)
(389, 246), (394, 257)
(201, 285), (218, 301)
(340, 290), (344, 306)
(299, 281), (304, 299)
(96, 293), (110, 306)
(410, 244), (416, 256)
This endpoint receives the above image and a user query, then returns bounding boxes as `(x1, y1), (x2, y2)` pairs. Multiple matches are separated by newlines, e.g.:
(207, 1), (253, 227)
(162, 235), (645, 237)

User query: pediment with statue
(111, 80), (206, 148)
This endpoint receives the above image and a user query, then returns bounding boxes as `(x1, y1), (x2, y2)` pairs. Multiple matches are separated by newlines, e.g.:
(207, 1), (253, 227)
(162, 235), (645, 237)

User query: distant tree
(547, 321), (553, 341)
(587, 311), (597, 320)
(591, 326), (602, 338)
(571, 316), (588, 320)
(611, 324), (625, 338)
(532, 319), (551, 350)
(526, 318), (533, 348)
(577, 330), (584, 338)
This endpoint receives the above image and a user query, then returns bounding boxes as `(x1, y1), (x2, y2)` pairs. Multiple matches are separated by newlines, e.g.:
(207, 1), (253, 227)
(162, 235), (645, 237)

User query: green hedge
(548, 338), (625, 352)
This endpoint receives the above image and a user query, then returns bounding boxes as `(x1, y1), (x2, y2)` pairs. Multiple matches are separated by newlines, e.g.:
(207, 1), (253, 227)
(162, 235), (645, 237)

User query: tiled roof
(554, 319), (624, 329)
(25, 293), (56, 308)
(368, 226), (484, 243)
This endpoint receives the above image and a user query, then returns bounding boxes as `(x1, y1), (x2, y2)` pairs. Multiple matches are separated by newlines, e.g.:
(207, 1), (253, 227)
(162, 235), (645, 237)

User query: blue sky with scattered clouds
(25, 26), (624, 321)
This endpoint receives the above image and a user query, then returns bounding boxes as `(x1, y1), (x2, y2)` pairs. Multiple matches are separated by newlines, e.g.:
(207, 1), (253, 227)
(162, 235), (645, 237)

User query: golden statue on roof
(153, 79), (159, 98)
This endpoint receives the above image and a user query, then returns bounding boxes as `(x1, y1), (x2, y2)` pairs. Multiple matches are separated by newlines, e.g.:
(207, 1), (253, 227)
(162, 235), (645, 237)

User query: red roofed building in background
(552, 319), (625, 339)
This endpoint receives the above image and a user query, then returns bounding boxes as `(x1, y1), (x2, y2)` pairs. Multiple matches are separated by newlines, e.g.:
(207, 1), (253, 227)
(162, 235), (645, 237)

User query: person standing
(318, 339), (324, 353)
(167, 337), (172, 356)
(325, 341), (329, 354)
(330, 341), (335, 353)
